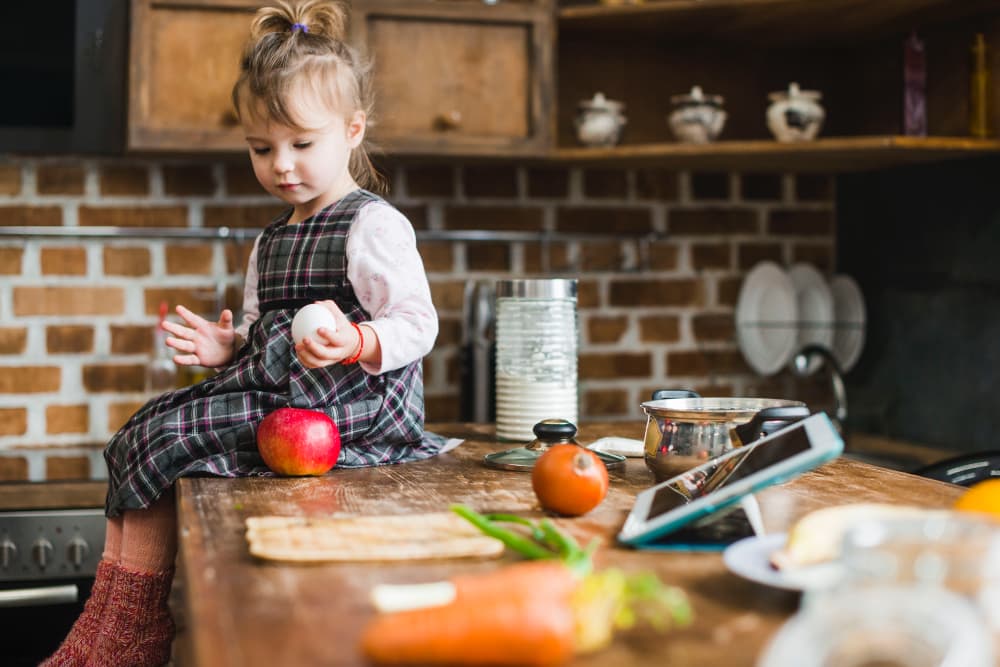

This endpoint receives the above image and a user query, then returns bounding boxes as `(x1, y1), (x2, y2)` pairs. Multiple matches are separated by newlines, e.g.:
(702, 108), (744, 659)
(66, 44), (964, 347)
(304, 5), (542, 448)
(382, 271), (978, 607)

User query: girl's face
(242, 98), (366, 224)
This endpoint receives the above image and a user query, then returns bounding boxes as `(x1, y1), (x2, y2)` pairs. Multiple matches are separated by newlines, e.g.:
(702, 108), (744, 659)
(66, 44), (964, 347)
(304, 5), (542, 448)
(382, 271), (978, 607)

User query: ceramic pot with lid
(668, 85), (727, 144)
(574, 92), (627, 147)
(766, 82), (825, 142)
(642, 393), (808, 482)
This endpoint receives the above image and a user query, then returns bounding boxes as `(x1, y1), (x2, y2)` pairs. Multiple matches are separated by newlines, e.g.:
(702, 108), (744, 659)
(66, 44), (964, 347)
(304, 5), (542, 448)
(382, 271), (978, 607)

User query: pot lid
(670, 85), (724, 107)
(768, 82), (822, 103)
(640, 397), (805, 422)
(578, 92), (624, 112)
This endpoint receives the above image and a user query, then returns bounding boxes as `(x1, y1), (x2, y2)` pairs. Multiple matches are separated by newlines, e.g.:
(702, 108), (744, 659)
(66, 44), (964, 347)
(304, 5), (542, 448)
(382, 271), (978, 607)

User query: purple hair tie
(291, 22), (309, 34)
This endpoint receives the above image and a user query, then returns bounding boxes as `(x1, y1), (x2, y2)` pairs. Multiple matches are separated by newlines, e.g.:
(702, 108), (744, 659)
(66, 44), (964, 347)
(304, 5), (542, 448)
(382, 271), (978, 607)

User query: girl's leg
(93, 489), (179, 667)
(40, 516), (124, 667)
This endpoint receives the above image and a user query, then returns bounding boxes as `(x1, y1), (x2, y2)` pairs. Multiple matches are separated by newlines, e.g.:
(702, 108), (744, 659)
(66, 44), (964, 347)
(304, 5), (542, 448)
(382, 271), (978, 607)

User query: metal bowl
(641, 397), (806, 482)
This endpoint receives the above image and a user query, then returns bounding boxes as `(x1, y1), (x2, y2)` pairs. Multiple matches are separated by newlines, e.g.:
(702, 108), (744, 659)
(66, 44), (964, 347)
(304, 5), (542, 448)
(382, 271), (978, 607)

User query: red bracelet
(342, 322), (364, 365)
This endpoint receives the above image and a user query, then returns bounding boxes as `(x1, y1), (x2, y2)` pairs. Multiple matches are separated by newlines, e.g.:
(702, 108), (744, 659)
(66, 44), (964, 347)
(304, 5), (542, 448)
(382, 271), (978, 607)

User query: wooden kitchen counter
(174, 422), (964, 667)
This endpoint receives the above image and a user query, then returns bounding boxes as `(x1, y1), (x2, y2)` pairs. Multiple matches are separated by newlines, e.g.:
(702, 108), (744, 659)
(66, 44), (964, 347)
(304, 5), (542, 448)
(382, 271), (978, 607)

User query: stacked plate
(735, 261), (866, 376)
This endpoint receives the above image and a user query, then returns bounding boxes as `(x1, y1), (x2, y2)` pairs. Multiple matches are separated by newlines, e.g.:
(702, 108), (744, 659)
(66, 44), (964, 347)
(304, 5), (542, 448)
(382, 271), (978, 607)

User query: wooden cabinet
(128, 0), (257, 152)
(556, 0), (1000, 171)
(127, 0), (555, 157)
(351, 1), (554, 157)
(127, 0), (1000, 170)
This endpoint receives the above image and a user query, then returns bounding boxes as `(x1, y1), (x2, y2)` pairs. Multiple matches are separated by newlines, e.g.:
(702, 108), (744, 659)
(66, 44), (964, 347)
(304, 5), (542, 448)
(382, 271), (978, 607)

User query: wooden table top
(175, 422), (964, 667)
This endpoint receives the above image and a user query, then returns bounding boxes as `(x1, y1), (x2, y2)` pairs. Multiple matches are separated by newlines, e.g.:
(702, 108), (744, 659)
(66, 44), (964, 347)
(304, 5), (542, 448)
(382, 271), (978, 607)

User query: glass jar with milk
(494, 279), (578, 442)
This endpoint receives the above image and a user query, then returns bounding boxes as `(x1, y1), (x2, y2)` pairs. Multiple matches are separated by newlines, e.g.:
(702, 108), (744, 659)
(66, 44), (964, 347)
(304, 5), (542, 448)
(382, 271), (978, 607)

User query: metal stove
(0, 508), (106, 665)
(0, 508), (106, 600)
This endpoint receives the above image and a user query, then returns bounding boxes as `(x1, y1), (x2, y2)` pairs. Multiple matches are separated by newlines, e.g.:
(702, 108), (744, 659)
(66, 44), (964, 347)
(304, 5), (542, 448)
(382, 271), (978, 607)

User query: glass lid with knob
(483, 418), (626, 471)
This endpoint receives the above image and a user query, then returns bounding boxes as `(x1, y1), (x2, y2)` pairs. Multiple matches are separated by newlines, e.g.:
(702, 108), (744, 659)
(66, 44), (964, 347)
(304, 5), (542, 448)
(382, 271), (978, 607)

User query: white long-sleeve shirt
(234, 201), (438, 375)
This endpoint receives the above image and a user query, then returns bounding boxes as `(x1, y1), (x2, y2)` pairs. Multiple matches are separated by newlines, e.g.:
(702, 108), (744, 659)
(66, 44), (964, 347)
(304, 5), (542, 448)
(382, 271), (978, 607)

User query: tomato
(531, 444), (609, 516)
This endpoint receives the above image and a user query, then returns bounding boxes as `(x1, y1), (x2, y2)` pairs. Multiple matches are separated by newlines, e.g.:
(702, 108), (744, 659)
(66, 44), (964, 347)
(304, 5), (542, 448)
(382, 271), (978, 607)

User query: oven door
(0, 577), (96, 666)
(0, 508), (106, 665)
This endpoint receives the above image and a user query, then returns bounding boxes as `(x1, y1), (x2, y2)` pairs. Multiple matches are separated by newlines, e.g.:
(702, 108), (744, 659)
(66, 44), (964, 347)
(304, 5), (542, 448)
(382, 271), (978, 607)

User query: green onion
(450, 505), (555, 560)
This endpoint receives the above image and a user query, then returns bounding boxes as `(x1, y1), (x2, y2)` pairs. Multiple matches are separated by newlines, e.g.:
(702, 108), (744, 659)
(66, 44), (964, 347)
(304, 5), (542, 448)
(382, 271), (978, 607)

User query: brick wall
(0, 156), (835, 480)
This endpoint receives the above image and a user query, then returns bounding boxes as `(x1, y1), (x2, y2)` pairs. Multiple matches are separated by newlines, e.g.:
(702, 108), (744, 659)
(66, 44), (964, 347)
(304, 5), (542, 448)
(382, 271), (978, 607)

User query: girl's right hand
(162, 304), (236, 368)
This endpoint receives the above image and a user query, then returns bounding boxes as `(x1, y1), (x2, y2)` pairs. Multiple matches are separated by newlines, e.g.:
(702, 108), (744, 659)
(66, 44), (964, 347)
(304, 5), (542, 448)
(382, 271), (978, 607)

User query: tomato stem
(573, 450), (594, 474)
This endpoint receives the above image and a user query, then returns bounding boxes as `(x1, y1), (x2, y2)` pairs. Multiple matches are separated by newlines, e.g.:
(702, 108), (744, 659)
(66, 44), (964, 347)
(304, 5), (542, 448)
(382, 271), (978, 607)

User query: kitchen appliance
(0, 480), (106, 667)
(459, 280), (496, 423)
(915, 451), (1000, 487)
(0, 1), (127, 153)
(641, 392), (808, 482)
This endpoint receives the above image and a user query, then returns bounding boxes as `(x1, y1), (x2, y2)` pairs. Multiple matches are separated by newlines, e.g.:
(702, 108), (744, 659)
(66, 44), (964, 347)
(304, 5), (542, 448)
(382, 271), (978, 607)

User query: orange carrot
(361, 561), (580, 666)
(451, 560), (579, 603)
(361, 511), (693, 665)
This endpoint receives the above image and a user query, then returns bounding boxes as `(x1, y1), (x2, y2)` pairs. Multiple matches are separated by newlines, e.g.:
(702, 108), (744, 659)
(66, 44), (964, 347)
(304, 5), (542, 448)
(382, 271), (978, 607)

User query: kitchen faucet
(791, 344), (847, 433)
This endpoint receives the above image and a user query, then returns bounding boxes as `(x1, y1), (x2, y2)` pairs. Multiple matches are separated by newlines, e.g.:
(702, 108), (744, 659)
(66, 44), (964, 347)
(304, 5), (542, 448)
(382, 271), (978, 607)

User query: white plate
(829, 274), (866, 372)
(736, 262), (798, 376)
(588, 436), (644, 458)
(787, 264), (835, 374)
(723, 533), (844, 592)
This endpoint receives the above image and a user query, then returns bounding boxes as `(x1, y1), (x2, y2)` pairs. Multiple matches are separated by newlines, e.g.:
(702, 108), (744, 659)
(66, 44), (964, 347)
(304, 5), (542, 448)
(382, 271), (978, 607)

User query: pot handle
(650, 389), (700, 401)
(730, 406), (811, 447)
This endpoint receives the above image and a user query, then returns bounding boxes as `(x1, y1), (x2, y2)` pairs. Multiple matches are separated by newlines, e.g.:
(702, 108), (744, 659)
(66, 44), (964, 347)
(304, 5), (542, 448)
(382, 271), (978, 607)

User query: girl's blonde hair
(232, 0), (385, 194)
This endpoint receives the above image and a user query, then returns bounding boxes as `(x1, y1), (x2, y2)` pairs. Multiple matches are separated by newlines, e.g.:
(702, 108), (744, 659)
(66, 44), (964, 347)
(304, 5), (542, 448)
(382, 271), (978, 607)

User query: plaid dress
(104, 189), (444, 517)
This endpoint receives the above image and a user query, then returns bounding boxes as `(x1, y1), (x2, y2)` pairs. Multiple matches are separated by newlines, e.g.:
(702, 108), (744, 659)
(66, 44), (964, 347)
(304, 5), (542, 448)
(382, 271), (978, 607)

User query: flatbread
(245, 512), (505, 562)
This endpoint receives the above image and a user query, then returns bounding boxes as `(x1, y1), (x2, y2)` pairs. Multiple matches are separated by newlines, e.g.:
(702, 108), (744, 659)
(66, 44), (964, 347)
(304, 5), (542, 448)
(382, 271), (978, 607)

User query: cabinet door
(353, 1), (555, 157)
(128, 0), (257, 152)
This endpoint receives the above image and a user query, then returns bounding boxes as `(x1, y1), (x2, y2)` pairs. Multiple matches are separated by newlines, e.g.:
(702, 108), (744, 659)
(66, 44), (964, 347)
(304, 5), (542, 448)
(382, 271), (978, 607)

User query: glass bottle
(903, 31), (927, 137)
(970, 33), (992, 138)
(493, 278), (578, 442)
(146, 300), (177, 393)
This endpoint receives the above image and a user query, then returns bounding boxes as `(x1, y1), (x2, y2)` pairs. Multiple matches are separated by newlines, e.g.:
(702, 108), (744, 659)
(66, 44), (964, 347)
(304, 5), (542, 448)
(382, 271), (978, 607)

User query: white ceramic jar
(574, 92), (626, 147)
(767, 82), (825, 142)
(668, 86), (727, 144)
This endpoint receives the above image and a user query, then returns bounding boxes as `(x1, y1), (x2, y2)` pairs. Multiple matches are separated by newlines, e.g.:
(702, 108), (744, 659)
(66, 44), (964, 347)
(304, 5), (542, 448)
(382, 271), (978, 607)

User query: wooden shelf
(559, 0), (1000, 43)
(552, 136), (1000, 172)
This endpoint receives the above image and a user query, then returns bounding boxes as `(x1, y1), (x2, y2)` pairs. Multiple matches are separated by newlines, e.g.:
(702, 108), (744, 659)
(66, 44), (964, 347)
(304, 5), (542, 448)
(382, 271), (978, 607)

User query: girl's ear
(346, 110), (366, 148)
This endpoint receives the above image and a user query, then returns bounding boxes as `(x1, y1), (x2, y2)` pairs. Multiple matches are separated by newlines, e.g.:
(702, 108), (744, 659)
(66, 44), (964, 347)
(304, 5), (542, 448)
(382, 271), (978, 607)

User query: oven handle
(0, 584), (79, 607)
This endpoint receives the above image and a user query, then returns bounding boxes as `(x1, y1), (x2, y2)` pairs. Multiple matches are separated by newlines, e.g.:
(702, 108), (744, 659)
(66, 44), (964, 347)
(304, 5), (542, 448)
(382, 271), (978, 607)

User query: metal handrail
(0, 226), (664, 243)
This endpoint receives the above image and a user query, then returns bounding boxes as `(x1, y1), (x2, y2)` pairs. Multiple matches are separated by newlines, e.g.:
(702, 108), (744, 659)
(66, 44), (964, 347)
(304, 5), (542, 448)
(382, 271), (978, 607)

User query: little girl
(44, 1), (443, 664)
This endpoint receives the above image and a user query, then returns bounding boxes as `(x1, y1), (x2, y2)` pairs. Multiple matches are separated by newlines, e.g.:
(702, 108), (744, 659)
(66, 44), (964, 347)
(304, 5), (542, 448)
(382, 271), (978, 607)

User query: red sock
(92, 564), (176, 667)
(92, 491), (179, 666)
(40, 515), (124, 666)
(39, 556), (117, 666)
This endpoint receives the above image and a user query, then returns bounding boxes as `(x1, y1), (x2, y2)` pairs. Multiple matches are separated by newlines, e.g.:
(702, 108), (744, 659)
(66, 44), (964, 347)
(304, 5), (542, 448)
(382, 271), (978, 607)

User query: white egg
(291, 304), (338, 345)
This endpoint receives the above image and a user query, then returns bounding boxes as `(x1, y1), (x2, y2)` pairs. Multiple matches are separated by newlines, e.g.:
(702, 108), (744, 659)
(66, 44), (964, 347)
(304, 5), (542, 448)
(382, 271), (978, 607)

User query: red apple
(256, 407), (341, 476)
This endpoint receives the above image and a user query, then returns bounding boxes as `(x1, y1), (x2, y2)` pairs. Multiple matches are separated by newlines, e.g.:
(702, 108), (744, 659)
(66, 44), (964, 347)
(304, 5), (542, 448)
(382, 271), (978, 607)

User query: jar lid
(496, 278), (578, 299)
(670, 85), (724, 108)
(768, 82), (822, 103)
(578, 92), (624, 112)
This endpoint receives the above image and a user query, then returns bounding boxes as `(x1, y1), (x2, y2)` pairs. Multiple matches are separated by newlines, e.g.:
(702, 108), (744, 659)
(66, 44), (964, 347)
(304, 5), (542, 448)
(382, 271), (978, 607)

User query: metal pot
(642, 393), (808, 482)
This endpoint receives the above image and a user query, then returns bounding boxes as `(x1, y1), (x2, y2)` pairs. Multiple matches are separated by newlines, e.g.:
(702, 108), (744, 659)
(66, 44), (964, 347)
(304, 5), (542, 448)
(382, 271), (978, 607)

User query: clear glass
(836, 515), (1000, 631)
(759, 515), (1000, 667)
(494, 293), (578, 442)
(759, 586), (994, 667)
(146, 306), (177, 394)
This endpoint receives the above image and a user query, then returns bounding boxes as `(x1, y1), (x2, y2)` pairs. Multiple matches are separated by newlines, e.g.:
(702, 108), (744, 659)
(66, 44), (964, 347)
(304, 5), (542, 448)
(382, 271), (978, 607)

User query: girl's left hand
(294, 300), (361, 369)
